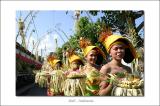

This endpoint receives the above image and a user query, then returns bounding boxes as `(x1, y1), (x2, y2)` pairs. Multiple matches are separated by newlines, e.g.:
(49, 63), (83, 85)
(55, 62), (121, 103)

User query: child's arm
(99, 64), (112, 96)
(99, 83), (113, 96)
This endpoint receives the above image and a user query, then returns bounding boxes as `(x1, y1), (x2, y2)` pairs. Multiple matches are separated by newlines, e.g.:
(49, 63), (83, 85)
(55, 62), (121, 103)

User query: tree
(56, 47), (63, 61)
(87, 10), (144, 48)
(76, 17), (101, 44)
(55, 11), (144, 64)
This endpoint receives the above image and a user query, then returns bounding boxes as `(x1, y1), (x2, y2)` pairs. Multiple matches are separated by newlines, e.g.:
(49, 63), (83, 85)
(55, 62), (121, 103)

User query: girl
(63, 49), (85, 96)
(79, 37), (106, 96)
(47, 54), (64, 96)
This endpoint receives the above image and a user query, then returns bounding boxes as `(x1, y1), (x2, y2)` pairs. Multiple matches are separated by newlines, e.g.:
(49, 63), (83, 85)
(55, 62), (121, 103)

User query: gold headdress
(47, 54), (61, 68)
(67, 48), (82, 64)
(99, 27), (137, 63)
(79, 37), (106, 65)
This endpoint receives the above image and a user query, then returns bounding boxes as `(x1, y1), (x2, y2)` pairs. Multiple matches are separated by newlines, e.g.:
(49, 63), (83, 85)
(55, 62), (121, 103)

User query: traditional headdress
(79, 37), (106, 65)
(66, 48), (83, 64)
(47, 54), (61, 68)
(99, 27), (137, 63)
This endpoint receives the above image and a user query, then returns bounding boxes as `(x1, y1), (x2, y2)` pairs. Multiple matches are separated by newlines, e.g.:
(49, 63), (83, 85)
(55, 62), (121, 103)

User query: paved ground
(17, 83), (47, 96)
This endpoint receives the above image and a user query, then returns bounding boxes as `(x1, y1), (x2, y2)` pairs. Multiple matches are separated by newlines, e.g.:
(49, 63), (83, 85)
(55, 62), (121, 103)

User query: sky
(16, 11), (75, 57)
(16, 10), (144, 57)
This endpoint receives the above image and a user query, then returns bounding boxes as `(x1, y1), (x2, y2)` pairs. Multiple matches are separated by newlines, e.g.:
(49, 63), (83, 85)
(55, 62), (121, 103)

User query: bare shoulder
(100, 63), (111, 75)
(123, 65), (132, 74)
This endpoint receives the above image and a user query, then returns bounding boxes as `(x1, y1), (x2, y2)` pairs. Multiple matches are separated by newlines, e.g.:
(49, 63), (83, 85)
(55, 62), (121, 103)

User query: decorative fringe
(99, 27), (112, 43)
(47, 54), (58, 62)
(79, 37), (92, 49)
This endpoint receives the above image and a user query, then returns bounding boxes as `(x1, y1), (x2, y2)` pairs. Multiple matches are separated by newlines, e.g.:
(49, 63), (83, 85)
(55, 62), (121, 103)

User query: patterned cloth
(82, 64), (101, 96)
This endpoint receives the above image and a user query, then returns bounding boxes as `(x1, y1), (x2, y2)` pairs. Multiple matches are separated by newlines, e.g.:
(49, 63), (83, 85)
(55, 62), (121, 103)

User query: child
(79, 37), (106, 96)
(63, 49), (85, 96)
(65, 49), (84, 74)
(98, 29), (138, 96)
(46, 54), (64, 96)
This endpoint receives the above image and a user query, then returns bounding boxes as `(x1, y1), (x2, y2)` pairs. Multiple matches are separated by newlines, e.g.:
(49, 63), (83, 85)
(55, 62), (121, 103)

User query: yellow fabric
(51, 59), (61, 67)
(83, 46), (106, 60)
(108, 41), (128, 51)
(103, 35), (123, 52)
(83, 46), (97, 57)
(83, 64), (101, 96)
(68, 54), (82, 63)
(102, 35), (137, 62)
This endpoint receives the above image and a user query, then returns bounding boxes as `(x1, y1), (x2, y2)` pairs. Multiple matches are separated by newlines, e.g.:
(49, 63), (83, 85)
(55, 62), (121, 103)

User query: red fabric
(16, 53), (42, 69)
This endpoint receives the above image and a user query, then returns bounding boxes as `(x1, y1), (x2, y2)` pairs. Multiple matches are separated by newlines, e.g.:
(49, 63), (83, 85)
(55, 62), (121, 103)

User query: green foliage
(56, 47), (63, 60)
(59, 16), (104, 50)
(88, 10), (144, 48)
(76, 17), (102, 45)
(89, 11), (99, 16)
(55, 11), (144, 63)
(115, 72), (126, 78)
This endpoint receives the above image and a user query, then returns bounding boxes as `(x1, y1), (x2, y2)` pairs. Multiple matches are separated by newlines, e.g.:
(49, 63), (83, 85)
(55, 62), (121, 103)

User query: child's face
(85, 49), (97, 65)
(54, 62), (61, 70)
(71, 61), (80, 70)
(110, 44), (125, 61)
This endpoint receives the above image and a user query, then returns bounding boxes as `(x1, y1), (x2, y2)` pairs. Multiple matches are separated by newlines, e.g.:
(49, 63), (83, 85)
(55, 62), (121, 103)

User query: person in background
(65, 48), (84, 75)
(46, 54), (63, 96)
(63, 49), (85, 96)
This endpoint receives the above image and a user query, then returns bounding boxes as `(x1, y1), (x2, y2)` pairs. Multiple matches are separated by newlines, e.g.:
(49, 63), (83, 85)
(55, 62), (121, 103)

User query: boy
(99, 33), (137, 96)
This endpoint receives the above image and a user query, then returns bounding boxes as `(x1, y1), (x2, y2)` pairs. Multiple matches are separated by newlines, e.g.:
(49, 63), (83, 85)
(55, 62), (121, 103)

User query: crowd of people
(35, 33), (144, 96)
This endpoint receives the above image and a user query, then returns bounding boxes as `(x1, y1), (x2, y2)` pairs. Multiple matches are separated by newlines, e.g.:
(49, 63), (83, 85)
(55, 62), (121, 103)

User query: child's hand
(99, 81), (109, 89)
